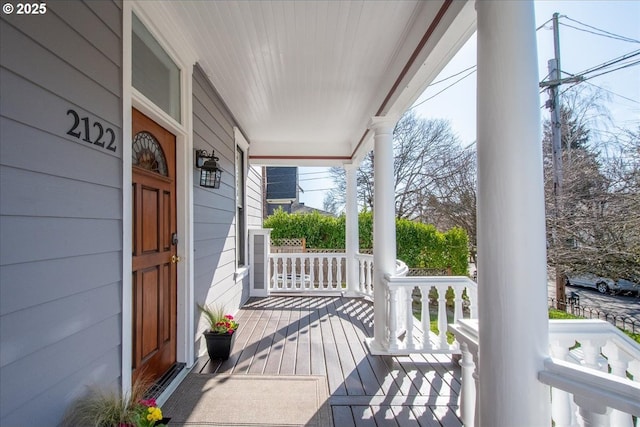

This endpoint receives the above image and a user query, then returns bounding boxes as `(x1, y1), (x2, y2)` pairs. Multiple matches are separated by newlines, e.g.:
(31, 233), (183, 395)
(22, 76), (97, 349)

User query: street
(548, 280), (640, 322)
(469, 262), (640, 323)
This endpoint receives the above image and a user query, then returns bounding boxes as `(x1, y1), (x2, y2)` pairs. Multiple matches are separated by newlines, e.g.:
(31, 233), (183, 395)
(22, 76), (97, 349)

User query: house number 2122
(66, 109), (117, 153)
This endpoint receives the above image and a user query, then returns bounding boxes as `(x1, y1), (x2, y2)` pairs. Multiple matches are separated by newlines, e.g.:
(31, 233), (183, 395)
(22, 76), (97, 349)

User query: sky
(298, 0), (640, 211)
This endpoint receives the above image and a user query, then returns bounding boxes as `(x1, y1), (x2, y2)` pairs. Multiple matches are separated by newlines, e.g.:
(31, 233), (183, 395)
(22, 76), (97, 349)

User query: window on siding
(236, 146), (246, 266)
(132, 13), (181, 122)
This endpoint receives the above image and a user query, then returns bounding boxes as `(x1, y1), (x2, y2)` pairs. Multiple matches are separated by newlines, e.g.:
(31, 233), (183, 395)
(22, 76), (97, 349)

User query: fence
(549, 297), (640, 334)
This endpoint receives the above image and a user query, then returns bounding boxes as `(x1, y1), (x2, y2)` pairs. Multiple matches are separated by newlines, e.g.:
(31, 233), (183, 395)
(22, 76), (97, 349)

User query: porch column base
(342, 290), (360, 298)
(365, 337), (389, 355)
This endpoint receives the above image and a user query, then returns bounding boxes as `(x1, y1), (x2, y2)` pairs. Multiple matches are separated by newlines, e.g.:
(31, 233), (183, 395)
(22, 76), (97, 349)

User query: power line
(265, 175), (334, 185)
(572, 49), (640, 78)
(298, 170), (333, 176)
(410, 68), (476, 110)
(582, 59), (640, 81)
(428, 65), (476, 87)
(559, 68), (640, 105)
(583, 81), (640, 106)
(562, 16), (640, 44)
(537, 17), (554, 31)
(298, 188), (336, 193)
(410, 16), (638, 111)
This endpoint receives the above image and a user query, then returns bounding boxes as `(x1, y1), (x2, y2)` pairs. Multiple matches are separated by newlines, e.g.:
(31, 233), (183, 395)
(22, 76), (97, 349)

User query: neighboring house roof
(291, 202), (335, 217)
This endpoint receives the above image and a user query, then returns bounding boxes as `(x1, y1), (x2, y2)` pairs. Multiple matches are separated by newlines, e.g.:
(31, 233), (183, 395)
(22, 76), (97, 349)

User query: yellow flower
(146, 406), (163, 422)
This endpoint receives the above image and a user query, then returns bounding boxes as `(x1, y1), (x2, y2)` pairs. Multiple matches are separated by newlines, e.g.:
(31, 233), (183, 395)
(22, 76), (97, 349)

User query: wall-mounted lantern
(195, 149), (222, 189)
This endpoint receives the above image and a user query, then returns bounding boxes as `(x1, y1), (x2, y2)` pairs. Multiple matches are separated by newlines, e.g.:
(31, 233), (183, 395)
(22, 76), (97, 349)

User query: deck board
(193, 296), (462, 426)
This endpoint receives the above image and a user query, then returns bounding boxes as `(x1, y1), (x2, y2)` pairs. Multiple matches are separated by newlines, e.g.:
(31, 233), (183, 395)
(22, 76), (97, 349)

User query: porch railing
(269, 252), (346, 291)
(450, 319), (640, 427)
(354, 253), (409, 298)
(384, 274), (478, 354)
(268, 251), (408, 295)
(268, 250), (476, 355)
(356, 253), (374, 296)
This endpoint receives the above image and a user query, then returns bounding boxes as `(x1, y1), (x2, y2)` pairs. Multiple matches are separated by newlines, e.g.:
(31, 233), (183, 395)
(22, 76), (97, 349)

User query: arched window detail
(132, 131), (168, 176)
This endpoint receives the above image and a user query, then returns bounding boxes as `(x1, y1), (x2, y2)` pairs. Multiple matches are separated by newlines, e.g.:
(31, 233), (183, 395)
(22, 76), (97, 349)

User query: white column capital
(368, 115), (399, 135)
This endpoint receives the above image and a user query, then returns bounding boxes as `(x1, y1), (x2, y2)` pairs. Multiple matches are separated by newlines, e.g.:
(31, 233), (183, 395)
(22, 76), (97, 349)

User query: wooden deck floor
(193, 296), (462, 427)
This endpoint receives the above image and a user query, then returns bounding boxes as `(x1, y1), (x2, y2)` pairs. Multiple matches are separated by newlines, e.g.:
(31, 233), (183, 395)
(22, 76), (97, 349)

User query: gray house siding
(247, 166), (263, 227)
(192, 65), (251, 355)
(0, 2), (123, 426)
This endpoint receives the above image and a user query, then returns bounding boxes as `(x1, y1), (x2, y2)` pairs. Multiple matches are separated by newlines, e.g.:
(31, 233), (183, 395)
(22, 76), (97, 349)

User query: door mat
(162, 374), (332, 426)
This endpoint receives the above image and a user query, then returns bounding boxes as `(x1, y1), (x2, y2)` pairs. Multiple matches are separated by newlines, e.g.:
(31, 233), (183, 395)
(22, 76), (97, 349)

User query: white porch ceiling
(148, 1), (476, 165)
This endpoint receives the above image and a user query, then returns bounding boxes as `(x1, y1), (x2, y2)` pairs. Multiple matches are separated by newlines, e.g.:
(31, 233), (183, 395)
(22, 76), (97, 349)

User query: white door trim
(122, 0), (197, 394)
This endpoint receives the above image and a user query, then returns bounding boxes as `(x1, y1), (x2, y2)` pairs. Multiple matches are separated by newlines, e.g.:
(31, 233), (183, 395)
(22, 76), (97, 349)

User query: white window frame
(234, 127), (250, 282)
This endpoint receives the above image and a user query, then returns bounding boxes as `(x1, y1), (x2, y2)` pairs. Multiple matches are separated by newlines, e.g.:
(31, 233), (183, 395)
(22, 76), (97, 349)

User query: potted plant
(198, 303), (239, 360)
(62, 376), (170, 427)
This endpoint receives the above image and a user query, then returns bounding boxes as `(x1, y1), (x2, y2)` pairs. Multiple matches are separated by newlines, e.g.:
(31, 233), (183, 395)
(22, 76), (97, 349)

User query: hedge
(264, 210), (469, 275)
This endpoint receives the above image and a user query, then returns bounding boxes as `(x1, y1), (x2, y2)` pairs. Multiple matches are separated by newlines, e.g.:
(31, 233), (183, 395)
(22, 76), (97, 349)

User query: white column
(345, 164), (360, 296)
(476, 1), (550, 426)
(368, 116), (398, 353)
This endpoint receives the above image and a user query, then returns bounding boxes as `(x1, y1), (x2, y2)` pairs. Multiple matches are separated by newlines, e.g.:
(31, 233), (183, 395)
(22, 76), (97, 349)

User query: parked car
(615, 277), (639, 296)
(565, 274), (639, 295)
(565, 274), (617, 294)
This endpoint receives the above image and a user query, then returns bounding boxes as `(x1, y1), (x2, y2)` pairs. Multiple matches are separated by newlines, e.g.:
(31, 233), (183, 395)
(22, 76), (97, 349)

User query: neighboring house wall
(192, 65), (252, 355)
(265, 166), (297, 217)
(0, 2), (124, 426)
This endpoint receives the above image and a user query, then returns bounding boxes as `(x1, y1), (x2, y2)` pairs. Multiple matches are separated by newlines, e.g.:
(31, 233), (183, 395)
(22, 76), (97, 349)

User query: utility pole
(549, 13), (566, 310)
(539, 13), (582, 310)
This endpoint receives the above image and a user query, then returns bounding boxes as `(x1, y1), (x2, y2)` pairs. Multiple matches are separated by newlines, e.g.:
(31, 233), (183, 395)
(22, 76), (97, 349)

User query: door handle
(171, 255), (181, 264)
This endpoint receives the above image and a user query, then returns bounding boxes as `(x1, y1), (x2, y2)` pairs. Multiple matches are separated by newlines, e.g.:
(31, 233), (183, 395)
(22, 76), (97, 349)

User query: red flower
(224, 314), (234, 320)
(139, 398), (157, 407)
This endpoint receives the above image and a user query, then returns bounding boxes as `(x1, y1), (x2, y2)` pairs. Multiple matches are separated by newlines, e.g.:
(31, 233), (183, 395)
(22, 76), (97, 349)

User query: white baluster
(405, 287), (414, 350)
(419, 286), (432, 351)
(582, 339), (607, 371)
(301, 257), (308, 289)
(388, 286), (399, 351)
(359, 258), (365, 293)
(437, 285), (448, 349)
(268, 256), (274, 290)
(453, 285), (463, 323)
(468, 286), (477, 319)
(459, 342), (476, 427)
(336, 256), (343, 289)
(574, 396), (610, 427)
(603, 342), (634, 427)
(288, 256), (294, 289)
(327, 256), (334, 288)
(366, 260), (372, 295)
(309, 257), (314, 290)
(318, 256), (324, 289)
(549, 341), (576, 427)
(273, 257), (279, 288)
(473, 360), (480, 426)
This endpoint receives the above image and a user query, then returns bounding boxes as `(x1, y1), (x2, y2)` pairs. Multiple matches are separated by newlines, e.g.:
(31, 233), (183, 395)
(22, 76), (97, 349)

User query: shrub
(264, 210), (468, 274)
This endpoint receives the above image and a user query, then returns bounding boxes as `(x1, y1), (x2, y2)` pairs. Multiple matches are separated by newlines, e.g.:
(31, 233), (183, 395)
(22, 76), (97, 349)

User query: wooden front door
(131, 108), (177, 383)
